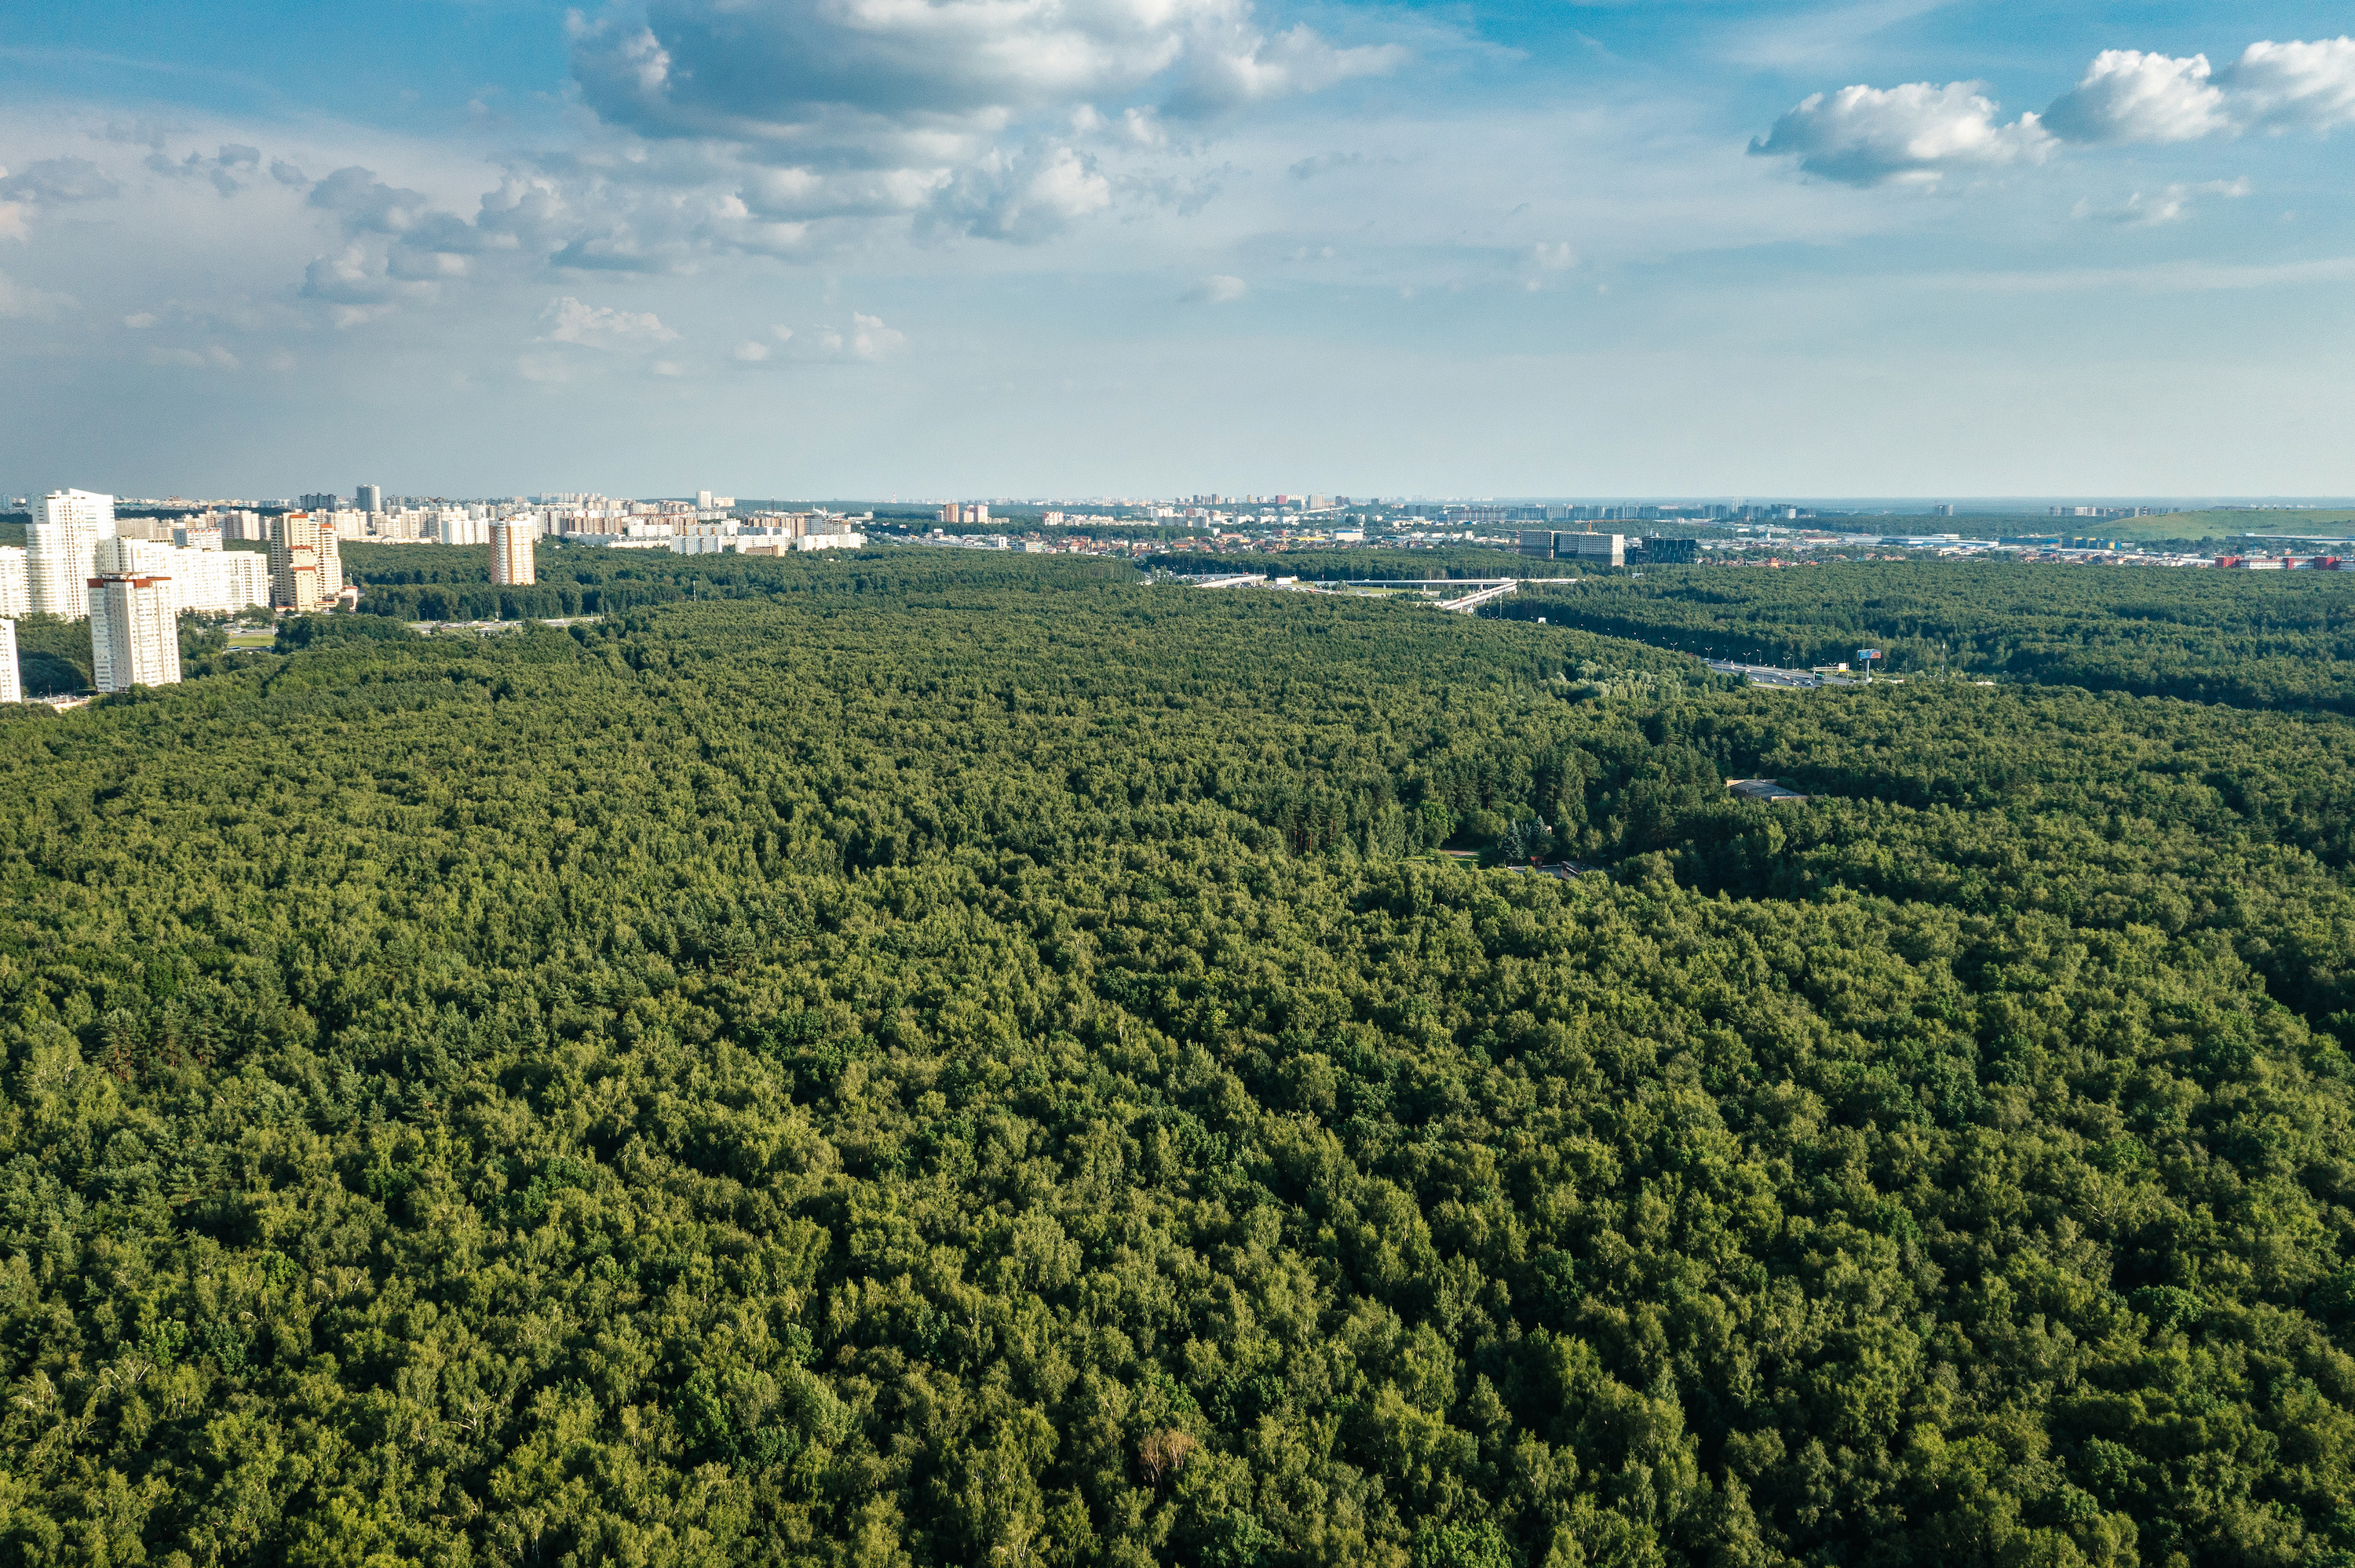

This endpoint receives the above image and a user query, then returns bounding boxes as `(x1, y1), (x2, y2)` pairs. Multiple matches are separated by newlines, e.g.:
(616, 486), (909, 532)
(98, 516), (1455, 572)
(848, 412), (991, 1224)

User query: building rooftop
(1727, 778), (1809, 804)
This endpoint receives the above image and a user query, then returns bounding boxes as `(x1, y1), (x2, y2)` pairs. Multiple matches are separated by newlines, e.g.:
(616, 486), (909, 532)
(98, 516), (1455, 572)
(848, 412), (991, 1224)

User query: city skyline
(5, 2), (2355, 496)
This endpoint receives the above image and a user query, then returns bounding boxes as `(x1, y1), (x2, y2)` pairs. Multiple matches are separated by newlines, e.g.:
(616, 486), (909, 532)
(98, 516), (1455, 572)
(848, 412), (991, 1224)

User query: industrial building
(1517, 531), (1627, 567)
(1630, 538), (1699, 565)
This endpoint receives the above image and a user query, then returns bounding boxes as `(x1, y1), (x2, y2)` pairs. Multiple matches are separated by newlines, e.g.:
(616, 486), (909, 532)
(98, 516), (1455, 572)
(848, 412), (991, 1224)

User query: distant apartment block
(356, 483), (382, 513)
(0, 547), (27, 618)
(0, 619), (18, 704)
(490, 520), (536, 585)
(101, 538), (267, 615)
(88, 553), (181, 692)
(939, 503), (991, 525)
(30, 490), (117, 620)
(270, 512), (323, 612)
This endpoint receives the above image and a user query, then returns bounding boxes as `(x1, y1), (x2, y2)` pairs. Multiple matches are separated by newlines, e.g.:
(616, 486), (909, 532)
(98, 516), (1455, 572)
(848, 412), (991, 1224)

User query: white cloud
(300, 245), (437, 325)
(1189, 273), (1248, 303)
(933, 143), (1112, 242)
(1750, 82), (2053, 185)
(2075, 177), (2250, 227)
(309, 166), (438, 233)
(733, 338), (771, 361)
(568, 0), (1405, 246)
(122, 311), (158, 329)
(2226, 37), (2355, 133)
(2010, 36), (2355, 150)
(1167, 23), (1405, 116)
(539, 295), (681, 347)
(1767, 35), (2355, 192)
(2044, 50), (2228, 144)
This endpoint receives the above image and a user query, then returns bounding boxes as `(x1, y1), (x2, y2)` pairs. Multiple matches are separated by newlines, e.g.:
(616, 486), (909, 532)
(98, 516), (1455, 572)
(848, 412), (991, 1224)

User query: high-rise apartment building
(87, 548), (181, 692)
(490, 519), (536, 585)
(318, 530), (344, 597)
(356, 483), (382, 513)
(0, 619), (18, 704)
(28, 490), (116, 620)
(270, 512), (323, 612)
(298, 492), (339, 511)
(0, 547), (27, 618)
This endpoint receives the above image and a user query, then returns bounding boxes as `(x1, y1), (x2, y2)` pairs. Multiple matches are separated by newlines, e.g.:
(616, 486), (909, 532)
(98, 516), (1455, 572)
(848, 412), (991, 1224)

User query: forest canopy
(0, 556), (2350, 1566)
(1495, 560), (2355, 715)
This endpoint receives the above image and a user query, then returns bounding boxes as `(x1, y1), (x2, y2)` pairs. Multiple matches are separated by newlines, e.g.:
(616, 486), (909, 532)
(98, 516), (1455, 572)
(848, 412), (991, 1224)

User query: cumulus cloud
(2043, 50), (2228, 144)
(301, 246), (436, 326)
(568, 0), (1404, 243)
(1750, 82), (2053, 185)
(539, 295), (681, 347)
(932, 143), (1112, 242)
(571, 0), (1379, 137)
(1188, 273), (1248, 303)
(309, 166), (437, 234)
(2228, 37), (2355, 132)
(1763, 35), (2355, 188)
(1167, 21), (1404, 117)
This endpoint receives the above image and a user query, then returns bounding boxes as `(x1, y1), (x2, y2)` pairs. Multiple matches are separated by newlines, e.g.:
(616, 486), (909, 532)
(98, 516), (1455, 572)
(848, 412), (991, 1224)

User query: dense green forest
(1146, 550), (1584, 585)
(1494, 561), (2355, 714)
(1, 556), (2353, 1565)
(339, 542), (1138, 624)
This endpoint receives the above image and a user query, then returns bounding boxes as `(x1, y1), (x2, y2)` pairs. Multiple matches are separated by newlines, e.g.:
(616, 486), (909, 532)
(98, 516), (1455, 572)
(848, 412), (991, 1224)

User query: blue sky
(3, 0), (2353, 499)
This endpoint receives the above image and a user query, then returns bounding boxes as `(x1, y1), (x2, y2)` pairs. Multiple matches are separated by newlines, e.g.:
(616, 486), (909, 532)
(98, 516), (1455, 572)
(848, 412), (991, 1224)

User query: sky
(3, 0), (2353, 500)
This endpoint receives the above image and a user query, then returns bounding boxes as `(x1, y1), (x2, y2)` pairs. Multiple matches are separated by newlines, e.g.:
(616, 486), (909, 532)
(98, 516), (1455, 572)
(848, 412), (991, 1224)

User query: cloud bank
(568, 0), (1403, 241)
(1758, 34), (2355, 184)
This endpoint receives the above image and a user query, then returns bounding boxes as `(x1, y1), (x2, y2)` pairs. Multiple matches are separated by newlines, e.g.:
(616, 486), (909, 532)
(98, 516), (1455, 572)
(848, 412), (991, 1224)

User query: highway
(1707, 658), (1858, 689)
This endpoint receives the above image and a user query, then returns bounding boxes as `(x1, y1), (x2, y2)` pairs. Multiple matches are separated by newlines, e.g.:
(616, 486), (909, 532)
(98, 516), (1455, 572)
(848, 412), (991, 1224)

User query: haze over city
(8, 0), (2355, 498)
